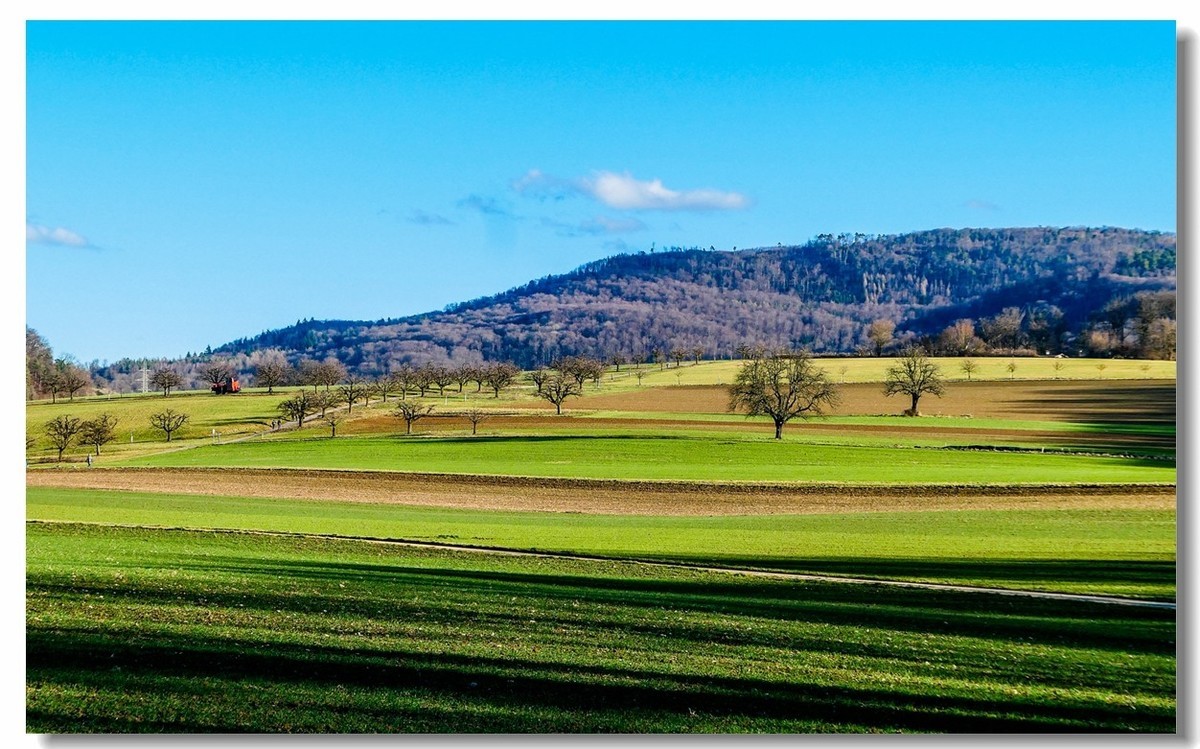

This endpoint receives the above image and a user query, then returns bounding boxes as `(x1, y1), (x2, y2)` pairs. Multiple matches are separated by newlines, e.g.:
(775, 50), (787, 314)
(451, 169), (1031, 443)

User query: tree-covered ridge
(76, 226), (1174, 390)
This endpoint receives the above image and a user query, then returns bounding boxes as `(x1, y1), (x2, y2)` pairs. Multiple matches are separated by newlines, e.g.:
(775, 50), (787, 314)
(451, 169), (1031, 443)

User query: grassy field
(110, 433), (1175, 484)
(26, 487), (1175, 599)
(27, 524), (1175, 733)
(26, 361), (1177, 733)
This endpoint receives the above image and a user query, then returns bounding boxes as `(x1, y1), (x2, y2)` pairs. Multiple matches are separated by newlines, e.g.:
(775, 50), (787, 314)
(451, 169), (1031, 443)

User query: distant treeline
(56, 226), (1174, 395)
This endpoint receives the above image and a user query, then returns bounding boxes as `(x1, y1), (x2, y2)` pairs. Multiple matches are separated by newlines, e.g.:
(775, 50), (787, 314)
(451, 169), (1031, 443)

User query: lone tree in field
(883, 348), (946, 416)
(278, 391), (317, 429)
(537, 371), (583, 415)
(463, 408), (489, 435)
(959, 358), (979, 381)
(44, 415), (82, 461)
(322, 411), (344, 438)
(393, 401), (434, 435)
(79, 413), (119, 456)
(57, 362), (91, 401)
(149, 409), (189, 442)
(728, 349), (839, 439)
(150, 366), (184, 397)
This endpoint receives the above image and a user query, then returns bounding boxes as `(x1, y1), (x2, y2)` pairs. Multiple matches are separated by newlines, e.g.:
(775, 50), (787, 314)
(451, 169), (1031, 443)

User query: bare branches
(728, 349), (839, 439)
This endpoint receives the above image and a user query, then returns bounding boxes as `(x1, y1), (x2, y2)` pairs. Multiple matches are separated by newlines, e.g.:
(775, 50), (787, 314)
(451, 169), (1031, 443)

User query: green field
(27, 524), (1175, 733)
(111, 433), (1175, 485)
(27, 488), (1175, 599)
(26, 363), (1177, 733)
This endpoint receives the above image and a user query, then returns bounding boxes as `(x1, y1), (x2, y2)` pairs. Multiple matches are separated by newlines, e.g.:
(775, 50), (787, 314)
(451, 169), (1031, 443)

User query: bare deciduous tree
(537, 371), (583, 415)
(278, 391), (317, 429)
(80, 413), (119, 455)
(149, 409), (189, 442)
(959, 358), (978, 381)
(463, 408), (488, 435)
(44, 415), (82, 461)
(322, 411), (344, 438)
(150, 367), (184, 397)
(883, 348), (946, 416)
(728, 349), (839, 439)
(254, 357), (292, 395)
(338, 378), (367, 413)
(484, 362), (521, 398)
(867, 320), (896, 357)
(393, 401), (434, 435)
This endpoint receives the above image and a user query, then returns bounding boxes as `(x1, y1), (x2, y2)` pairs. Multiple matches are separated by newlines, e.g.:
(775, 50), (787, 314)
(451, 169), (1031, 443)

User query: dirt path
(28, 520), (1174, 610)
(28, 467), (1176, 516)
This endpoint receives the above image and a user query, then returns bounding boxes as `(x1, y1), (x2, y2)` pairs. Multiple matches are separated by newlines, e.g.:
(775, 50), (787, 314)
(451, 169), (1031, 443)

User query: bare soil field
(557, 380), (1177, 424)
(28, 467), (1175, 517)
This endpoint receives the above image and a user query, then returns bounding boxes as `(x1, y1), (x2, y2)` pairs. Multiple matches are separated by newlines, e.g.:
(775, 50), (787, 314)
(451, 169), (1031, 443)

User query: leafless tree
(58, 364), (91, 401)
(610, 353), (627, 372)
(338, 377), (368, 413)
(463, 408), (489, 435)
(315, 357), (346, 391)
(201, 360), (235, 390)
(44, 415), (82, 461)
(670, 348), (688, 368)
(691, 346), (705, 365)
(278, 391), (317, 428)
(149, 409), (189, 442)
(150, 367), (184, 397)
(867, 319), (896, 357)
(312, 389), (340, 418)
(529, 366), (551, 394)
(322, 411), (344, 438)
(452, 364), (477, 393)
(536, 372), (583, 415)
(728, 349), (839, 439)
(485, 362), (521, 398)
(80, 413), (119, 455)
(959, 358), (979, 381)
(883, 348), (947, 416)
(254, 357), (292, 394)
(393, 401), (434, 435)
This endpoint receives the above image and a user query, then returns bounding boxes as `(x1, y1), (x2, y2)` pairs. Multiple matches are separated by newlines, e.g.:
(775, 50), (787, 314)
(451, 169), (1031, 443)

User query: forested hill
(189, 225), (1173, 377)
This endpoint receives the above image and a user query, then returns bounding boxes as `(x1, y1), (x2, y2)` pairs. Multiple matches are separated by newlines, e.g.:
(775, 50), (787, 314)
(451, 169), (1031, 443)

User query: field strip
(27, 467), (1177, 516)
(28, 520), (1176, 610)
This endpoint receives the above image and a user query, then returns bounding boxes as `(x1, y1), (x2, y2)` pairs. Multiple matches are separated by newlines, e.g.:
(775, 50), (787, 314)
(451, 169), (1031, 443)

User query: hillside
(81, 226), (1174, 387)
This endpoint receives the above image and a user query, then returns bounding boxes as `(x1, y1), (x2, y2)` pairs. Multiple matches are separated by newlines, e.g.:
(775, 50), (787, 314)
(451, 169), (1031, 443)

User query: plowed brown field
(28, 467), (1175, 516)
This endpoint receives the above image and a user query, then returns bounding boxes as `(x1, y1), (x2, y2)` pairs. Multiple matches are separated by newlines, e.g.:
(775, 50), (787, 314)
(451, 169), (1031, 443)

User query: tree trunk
(774, 420), (784, 439)
(910, 393), (920, 415)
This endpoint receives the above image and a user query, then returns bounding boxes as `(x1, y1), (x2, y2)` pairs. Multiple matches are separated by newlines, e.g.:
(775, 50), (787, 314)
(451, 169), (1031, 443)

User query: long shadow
(31, 554), (1175, 655)
(1008, 384), (1176, 426)
(387, 433), (704, 445)
(26, 628), (1174, 733)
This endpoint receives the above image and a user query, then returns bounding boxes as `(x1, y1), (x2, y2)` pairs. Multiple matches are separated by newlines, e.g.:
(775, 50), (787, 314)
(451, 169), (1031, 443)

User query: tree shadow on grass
(26, 626), (1174, 733)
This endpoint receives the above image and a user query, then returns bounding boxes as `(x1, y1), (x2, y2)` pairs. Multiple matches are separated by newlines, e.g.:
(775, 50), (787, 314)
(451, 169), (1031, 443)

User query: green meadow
(27, 487), (1175, 599)
(111, 433), (1175, 485)
(27, 524), (1175, 733)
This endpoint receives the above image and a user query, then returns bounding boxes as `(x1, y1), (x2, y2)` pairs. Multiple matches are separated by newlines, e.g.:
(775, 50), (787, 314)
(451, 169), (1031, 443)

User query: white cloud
(583, 171), (748, 212)
(26, 223), (89, 247)
(513, 169), (749, 212)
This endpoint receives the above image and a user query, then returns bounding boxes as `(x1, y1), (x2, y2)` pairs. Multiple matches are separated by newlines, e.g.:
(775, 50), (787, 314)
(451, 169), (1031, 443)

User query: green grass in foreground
(27, 524), (1175, 733)
(112, 433), (1176, 485)
(27, 488), (1176, 598)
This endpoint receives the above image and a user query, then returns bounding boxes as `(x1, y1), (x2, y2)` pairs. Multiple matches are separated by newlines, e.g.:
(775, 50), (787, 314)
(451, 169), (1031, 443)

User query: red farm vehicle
(211, 376), (241, 394)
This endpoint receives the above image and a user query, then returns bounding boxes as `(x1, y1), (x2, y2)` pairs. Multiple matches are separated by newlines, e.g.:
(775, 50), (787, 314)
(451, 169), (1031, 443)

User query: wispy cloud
(963, 199), (1000, 211)
(513, 169), (749, 212)
(407, 209), (455, 226)
(541, 215), (648, 238)
(26, 223), (89, 247)
(457, 194), (516, 218)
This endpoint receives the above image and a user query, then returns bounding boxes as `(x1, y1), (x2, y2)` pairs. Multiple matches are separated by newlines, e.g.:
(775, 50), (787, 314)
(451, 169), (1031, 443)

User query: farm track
(26, 520), (1176, 610)
(27, 467), (1176, 516)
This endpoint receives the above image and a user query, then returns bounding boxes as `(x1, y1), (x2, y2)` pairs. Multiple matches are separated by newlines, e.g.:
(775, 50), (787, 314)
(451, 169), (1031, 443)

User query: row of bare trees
(38, 409), (192, 461)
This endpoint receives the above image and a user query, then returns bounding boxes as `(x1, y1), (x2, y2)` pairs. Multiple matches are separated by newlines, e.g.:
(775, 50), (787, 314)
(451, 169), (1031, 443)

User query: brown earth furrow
(27, 467), (1176, 516)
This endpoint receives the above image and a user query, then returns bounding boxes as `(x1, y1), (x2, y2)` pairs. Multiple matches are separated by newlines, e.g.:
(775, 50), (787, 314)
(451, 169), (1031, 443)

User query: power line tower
(139, 367), (149, 394)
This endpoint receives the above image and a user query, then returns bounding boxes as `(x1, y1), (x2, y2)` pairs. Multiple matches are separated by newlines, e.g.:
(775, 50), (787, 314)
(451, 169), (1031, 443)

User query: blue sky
(25, 20), (1177, 364)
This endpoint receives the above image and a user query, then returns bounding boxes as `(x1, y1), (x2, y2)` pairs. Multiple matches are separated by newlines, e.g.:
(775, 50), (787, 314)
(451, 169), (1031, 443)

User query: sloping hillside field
(27, 369), (1176, 732)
